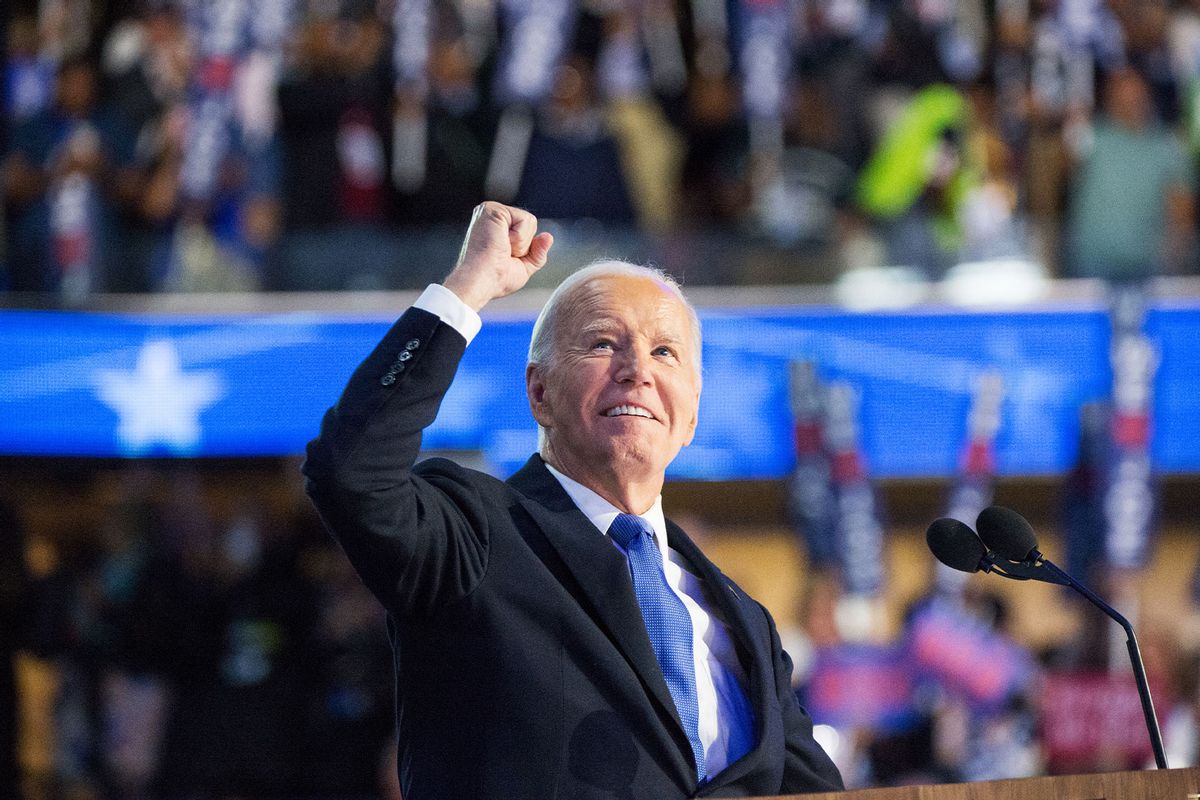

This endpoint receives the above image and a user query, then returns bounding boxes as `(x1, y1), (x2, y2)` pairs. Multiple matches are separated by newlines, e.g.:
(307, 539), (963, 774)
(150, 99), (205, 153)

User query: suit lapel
(507, 456), (695, 774)
(665, 521), (772, 790)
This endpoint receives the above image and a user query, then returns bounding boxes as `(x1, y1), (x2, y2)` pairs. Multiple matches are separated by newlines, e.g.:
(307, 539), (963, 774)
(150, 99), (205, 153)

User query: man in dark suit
(303, 202), (843, 798)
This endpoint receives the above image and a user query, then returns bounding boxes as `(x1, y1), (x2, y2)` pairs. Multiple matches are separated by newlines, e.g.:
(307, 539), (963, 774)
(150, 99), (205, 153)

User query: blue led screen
(2, 302), (1198, 479)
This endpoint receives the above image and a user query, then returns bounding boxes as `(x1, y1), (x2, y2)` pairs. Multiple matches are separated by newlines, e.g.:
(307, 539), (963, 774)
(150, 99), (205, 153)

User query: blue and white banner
(1103, 289), (1158, 569)
(493, 0), (576, 107)
(393, 0), (432, 96)
(786, 361), (837, 567)
(3, 302), (1200, 477)
(823, 381), (885, 597)
(181, 0), (253, 202)
(737, 0), (792, 121)
(937, 370), (1003, 594)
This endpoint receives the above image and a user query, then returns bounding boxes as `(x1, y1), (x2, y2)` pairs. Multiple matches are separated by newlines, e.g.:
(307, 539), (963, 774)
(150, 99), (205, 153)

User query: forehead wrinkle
(647, 304), (693, 351)
(553, 282), (613, 341)
(551, 275), (698, 363)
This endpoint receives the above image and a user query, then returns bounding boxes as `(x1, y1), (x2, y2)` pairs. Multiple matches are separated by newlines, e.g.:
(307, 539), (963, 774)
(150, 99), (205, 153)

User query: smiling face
(527, 273), (701, 507)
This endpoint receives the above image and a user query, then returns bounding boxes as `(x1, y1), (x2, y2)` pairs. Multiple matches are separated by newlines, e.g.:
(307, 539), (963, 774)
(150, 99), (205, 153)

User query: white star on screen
(93, 339), (225, 454)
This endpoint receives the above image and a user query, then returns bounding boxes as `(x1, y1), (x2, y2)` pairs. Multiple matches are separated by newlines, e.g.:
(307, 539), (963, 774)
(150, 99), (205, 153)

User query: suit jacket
(303, 306), (844, 799)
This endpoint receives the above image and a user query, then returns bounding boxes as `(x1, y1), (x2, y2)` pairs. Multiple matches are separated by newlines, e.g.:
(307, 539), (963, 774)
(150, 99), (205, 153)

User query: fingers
(524, 231), (554, 270)
(471, 201), (509, 248)
(477, 200), (510, 227)
(507, 206), (539, 258)
(446, 202), (548, 310)
(470, 202), (541, 259)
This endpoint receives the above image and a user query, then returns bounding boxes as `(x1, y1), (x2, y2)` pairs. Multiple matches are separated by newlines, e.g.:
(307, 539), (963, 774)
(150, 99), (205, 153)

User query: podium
(766, 767), (1200, 799)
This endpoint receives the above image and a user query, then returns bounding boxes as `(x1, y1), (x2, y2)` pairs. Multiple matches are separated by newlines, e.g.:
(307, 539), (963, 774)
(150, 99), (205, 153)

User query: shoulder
(414, 456), (512, 497)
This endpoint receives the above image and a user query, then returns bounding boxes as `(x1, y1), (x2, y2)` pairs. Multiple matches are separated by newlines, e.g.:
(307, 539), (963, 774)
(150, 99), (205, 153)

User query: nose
(614, 348), (652, 385)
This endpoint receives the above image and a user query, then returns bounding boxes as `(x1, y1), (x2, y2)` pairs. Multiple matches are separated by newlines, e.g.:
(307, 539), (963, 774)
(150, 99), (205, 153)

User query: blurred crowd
(2, 469), (401, 800)
(3, 0), (1200, 297)
(3, 464), (1200, 799)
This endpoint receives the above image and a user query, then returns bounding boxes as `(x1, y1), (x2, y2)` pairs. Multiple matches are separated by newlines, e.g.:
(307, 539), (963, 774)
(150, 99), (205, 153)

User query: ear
(526, 363), (553, 427)
(682, 387), (700, 447)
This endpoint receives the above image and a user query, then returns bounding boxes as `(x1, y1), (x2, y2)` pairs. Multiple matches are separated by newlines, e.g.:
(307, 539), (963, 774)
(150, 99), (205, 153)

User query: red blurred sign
(1040, 671), (1169, 770)
(807, 644), (917, 734)
(906, 601), (1034, 712)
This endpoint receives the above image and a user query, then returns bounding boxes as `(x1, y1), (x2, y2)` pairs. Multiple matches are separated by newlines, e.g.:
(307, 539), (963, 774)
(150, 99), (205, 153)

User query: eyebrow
(573, 322), (686, 347)
(576, 320), (619, 340)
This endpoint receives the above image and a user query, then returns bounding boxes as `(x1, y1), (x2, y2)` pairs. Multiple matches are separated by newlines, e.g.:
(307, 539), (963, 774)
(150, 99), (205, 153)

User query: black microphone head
(976, 505), (1039, 562)
(926, 518), (987, 573)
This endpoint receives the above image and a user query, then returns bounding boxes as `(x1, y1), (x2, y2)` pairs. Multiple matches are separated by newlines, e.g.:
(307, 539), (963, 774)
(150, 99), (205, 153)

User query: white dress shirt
(413, 284), (756, 775)
(542, 463), (756, 776)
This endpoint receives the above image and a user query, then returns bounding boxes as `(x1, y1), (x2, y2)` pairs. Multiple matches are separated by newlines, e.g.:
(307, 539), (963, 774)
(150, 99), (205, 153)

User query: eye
(653, 345), (676, 358)
(592, 339), (614, 351)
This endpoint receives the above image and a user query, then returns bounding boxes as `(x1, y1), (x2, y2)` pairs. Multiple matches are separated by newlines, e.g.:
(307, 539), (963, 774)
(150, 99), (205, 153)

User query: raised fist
(442, 202), (554, 311)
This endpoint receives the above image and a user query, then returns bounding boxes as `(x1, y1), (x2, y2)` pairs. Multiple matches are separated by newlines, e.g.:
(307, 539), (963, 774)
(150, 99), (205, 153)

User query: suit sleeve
(302, 307), (492, 617)
(769, 610), (845, 794)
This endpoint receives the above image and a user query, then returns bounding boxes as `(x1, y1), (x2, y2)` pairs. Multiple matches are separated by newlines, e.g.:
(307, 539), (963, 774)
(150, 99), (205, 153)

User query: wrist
(415, 284), (483, 343)
(441, 273), (490, 312)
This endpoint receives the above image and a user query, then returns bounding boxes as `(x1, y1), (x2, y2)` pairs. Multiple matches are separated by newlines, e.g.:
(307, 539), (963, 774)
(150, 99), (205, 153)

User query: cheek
(566, 365), (607, 401)
(548, 380), (595, 426)
(669, 380), (700, 424)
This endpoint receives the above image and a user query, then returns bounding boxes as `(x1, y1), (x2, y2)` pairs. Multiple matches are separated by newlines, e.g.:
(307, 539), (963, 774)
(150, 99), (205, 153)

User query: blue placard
(2, 302), (1200, 477)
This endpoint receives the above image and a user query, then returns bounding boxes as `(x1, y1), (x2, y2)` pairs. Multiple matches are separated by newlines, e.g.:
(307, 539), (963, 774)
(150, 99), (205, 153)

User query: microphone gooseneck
(966, 506), (1168, 770)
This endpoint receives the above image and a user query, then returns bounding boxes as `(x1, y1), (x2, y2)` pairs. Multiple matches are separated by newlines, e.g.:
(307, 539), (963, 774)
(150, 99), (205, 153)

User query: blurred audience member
(514, 51), (638, 224)
(392, 20), (496, 225)
(5, 14), (57, 126)
(598, 11), (686, 232)
(1066, 67), (1196, 281)
(676, 70), (750, 230)
(2, 54), (137, 298)
(856, 83), (976, 276)
(99, 1), (193, 291)
(298, 532), (394, 799)
(745, 84), (856, 259)
(156, 505), (317, 798)
(958, 82), (1025, 262)
(1111, 0), (1178, 124)
(274, 7), (393, 290)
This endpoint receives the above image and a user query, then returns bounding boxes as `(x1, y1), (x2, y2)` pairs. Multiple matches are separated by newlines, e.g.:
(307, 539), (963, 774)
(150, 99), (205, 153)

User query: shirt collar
(543, 462), (669, 559)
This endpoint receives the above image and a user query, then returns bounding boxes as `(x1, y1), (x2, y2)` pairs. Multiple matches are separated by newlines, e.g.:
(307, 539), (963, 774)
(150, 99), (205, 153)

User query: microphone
(975, 505), (1038, 562)
(926, 517), (993, 574)
(967, 506), (1168, 770)
(925, 514), (1056, 585)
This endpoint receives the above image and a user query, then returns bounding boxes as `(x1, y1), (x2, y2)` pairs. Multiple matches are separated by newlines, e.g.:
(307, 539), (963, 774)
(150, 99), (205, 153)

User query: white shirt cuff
(413, 283), (483, 344)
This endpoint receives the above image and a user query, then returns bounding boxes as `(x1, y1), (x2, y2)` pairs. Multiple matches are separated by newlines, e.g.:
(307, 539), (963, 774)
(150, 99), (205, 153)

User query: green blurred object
(857, 84), (979, 255)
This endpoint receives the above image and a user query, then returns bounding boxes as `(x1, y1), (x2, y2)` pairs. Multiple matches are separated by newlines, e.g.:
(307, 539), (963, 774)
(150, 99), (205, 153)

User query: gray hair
(526, 260), (703, 378)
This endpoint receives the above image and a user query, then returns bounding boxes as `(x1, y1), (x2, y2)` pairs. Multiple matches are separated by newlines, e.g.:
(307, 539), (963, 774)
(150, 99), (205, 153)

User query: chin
(606, 442), (668, 477)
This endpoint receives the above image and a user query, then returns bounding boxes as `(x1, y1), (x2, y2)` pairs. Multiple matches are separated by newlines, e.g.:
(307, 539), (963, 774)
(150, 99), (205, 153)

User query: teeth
(605, 405), (652, 418)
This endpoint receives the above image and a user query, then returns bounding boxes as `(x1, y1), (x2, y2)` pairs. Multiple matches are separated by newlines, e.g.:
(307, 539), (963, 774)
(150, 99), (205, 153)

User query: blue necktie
(608, 513), (706, 782)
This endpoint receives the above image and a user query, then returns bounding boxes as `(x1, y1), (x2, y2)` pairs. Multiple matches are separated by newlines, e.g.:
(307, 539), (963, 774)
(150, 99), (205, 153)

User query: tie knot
(608, 513), (653, 549)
